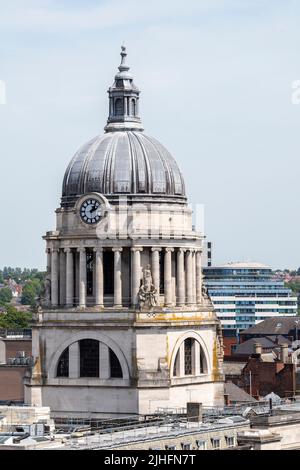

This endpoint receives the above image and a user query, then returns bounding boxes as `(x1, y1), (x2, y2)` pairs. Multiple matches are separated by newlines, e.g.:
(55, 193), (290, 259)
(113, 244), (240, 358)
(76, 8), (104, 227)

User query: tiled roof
(225, 382), (257, 403)
(240, 317), (298, 336)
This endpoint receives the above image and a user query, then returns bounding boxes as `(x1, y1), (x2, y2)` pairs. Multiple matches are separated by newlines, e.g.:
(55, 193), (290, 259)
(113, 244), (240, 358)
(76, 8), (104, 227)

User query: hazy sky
(0, 0), (300, 270)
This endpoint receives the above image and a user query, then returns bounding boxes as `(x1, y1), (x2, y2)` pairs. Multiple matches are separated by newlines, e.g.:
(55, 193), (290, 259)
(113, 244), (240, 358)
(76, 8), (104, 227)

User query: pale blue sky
(0, 0), (300, 270)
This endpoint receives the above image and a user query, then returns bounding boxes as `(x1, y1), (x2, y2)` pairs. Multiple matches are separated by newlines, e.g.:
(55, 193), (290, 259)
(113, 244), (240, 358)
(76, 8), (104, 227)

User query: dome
(61, 47), (186, 207)
(62, 131), (186, 207)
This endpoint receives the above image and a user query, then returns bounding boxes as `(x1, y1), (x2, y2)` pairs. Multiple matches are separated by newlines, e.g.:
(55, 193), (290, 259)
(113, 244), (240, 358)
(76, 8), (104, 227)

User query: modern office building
(203, 262), (297, 334)
(202, 241), (212, 267)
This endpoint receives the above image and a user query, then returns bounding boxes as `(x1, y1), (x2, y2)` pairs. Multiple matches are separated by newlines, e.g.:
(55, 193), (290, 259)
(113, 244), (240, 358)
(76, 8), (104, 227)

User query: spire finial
(119, 44), (130, 73)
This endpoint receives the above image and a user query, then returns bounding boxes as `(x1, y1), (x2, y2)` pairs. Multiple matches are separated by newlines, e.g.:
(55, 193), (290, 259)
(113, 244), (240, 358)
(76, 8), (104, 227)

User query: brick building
(238, 343), (296, 399)
(0, 331), (32, 403)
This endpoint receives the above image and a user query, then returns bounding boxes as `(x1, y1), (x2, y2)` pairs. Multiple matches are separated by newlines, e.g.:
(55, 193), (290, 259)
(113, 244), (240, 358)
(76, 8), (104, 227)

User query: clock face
(80, 199), (102, 225)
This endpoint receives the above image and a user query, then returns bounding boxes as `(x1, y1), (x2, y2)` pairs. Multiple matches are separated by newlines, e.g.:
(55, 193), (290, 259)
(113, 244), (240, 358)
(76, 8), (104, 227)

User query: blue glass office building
(203, 262), (297, 333)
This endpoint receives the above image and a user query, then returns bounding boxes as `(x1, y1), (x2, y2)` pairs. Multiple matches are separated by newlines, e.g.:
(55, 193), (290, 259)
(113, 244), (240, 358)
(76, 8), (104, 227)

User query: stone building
(24, 47), (224, 418)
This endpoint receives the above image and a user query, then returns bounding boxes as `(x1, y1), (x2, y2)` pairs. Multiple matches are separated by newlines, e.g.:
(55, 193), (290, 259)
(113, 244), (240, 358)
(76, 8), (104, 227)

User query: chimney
(187, 402), (203, 422)
(224, 393), (230, 406)
(254, 342), (262, 355)
(280, 343), (288, 363)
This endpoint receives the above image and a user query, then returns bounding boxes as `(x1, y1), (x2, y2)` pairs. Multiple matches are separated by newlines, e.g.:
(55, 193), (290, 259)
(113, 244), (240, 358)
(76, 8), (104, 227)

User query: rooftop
(240, 317), (299, 336)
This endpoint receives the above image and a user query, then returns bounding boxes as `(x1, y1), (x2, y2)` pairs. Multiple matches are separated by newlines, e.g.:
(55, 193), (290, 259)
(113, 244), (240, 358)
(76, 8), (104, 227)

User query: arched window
(130, 99), (136, 116)
(109, 348), (123, 378)
(173, 338), (207, 377)
(55, 340), (125, 379)
(80, 339), (99, 377)
(115, 98), (123, 116)
(57, 347), (69, 377)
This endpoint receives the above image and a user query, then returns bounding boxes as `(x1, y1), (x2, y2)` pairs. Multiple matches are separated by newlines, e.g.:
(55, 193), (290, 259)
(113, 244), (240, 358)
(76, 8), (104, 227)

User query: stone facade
(24, 47), (224, 418)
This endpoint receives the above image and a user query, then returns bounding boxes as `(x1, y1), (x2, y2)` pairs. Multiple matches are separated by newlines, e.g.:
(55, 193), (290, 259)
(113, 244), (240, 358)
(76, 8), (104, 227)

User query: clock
(80, 198), (102, 225)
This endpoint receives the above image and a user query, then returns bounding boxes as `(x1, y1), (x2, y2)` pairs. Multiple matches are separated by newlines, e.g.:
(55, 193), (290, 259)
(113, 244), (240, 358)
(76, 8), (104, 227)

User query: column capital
(45, 248), (51, 254)
(187, 247), (195, 253)
(77, 247), (86, 253)
(51, 248), (60, 254)
(93, 246), (103, 253)
(64, 247), (72, 254)
(131, 247), (143, 252)
(151, 247), (162, 252)
(165, 247), (174, 253)
(112, 247), (123, 252)
(178, 247), (187, 253)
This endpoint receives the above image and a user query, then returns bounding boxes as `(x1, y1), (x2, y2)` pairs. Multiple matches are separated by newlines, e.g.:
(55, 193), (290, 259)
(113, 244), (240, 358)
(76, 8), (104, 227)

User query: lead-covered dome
(61, 47), (186, 207)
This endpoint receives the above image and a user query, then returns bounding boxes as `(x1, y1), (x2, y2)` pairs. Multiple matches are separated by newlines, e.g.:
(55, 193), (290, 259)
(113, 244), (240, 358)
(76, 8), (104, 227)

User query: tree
(0, 306), (32, 329)
(0, 287), (13, 304)
(21, 283), (37, 306)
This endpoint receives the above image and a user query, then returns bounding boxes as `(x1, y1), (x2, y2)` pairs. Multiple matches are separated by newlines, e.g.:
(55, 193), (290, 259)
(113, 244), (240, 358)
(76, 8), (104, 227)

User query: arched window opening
(57, 347), (69, 377)
(172, 338), (207, 377)
(109, 348), (123, 378)
(80, 339), (99, 377)
(130, 99), (136, 116)
(173, 350), (179, 377)
(184, 338), (194, 375)
(115, 98), (123, 116)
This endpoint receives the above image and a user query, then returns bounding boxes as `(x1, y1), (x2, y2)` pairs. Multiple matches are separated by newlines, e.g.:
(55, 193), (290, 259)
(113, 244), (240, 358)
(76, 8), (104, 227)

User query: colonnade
(46, 246), (202, 309)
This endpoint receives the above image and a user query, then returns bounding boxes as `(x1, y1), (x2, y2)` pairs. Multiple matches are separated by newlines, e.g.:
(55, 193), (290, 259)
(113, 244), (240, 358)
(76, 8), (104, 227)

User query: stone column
(78, 247), (87, 308)
(46, 248), (51, 275)
(65, 248), (74, 307)
(186, 249), (193, 305)
(164, 248), (173, 307)
(131, 247), (142, 307)
(196, 249), (202, 305)
(59, 249), (66, 306)
(113, 248), (123, 307)
(192, 340), (201, 375)
(94, 247), (104, 307)
(151, 248), (161, 294)
(51, 248), (59, 307)
(177, 248), (185, 306)
(99, 342), (110, 379)
(192, 249), (196, 304)
(45, 248), (51, 305)
(179, 342), (185, 376)
(69, 342), (80, 378)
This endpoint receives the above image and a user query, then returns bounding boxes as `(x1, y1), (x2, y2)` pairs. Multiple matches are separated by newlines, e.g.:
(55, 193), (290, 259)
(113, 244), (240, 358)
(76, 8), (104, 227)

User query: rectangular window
(196, 440), (206, 450)
(211, 438), (221, 450)
(226, 436), (234, 448)
(181, 443), (192, 450)
(80, 339), (99, 377)
(184, 338), (193, 375)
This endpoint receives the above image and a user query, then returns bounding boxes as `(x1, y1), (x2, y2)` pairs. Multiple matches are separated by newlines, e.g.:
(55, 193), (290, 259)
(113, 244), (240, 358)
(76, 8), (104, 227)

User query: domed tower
(25, 47), (224, 418)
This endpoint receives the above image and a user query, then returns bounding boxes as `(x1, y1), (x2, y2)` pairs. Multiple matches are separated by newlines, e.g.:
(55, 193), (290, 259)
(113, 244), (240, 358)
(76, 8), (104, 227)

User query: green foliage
(0, 287), (13, 304)
(0, 305), (32, 329)
(21, 277), (44, 307)
(0, 267), (45, 284)
(285, 280), (300, 295)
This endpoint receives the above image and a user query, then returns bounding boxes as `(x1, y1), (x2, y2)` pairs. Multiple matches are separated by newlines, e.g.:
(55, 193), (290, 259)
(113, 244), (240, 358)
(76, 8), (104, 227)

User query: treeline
(0, 267), (45, 284)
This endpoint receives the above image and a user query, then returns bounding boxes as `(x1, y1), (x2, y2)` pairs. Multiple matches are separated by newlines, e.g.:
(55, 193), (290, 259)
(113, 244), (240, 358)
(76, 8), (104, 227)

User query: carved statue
(202, 284), (209, 300)
(138, 264), (157, 310)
